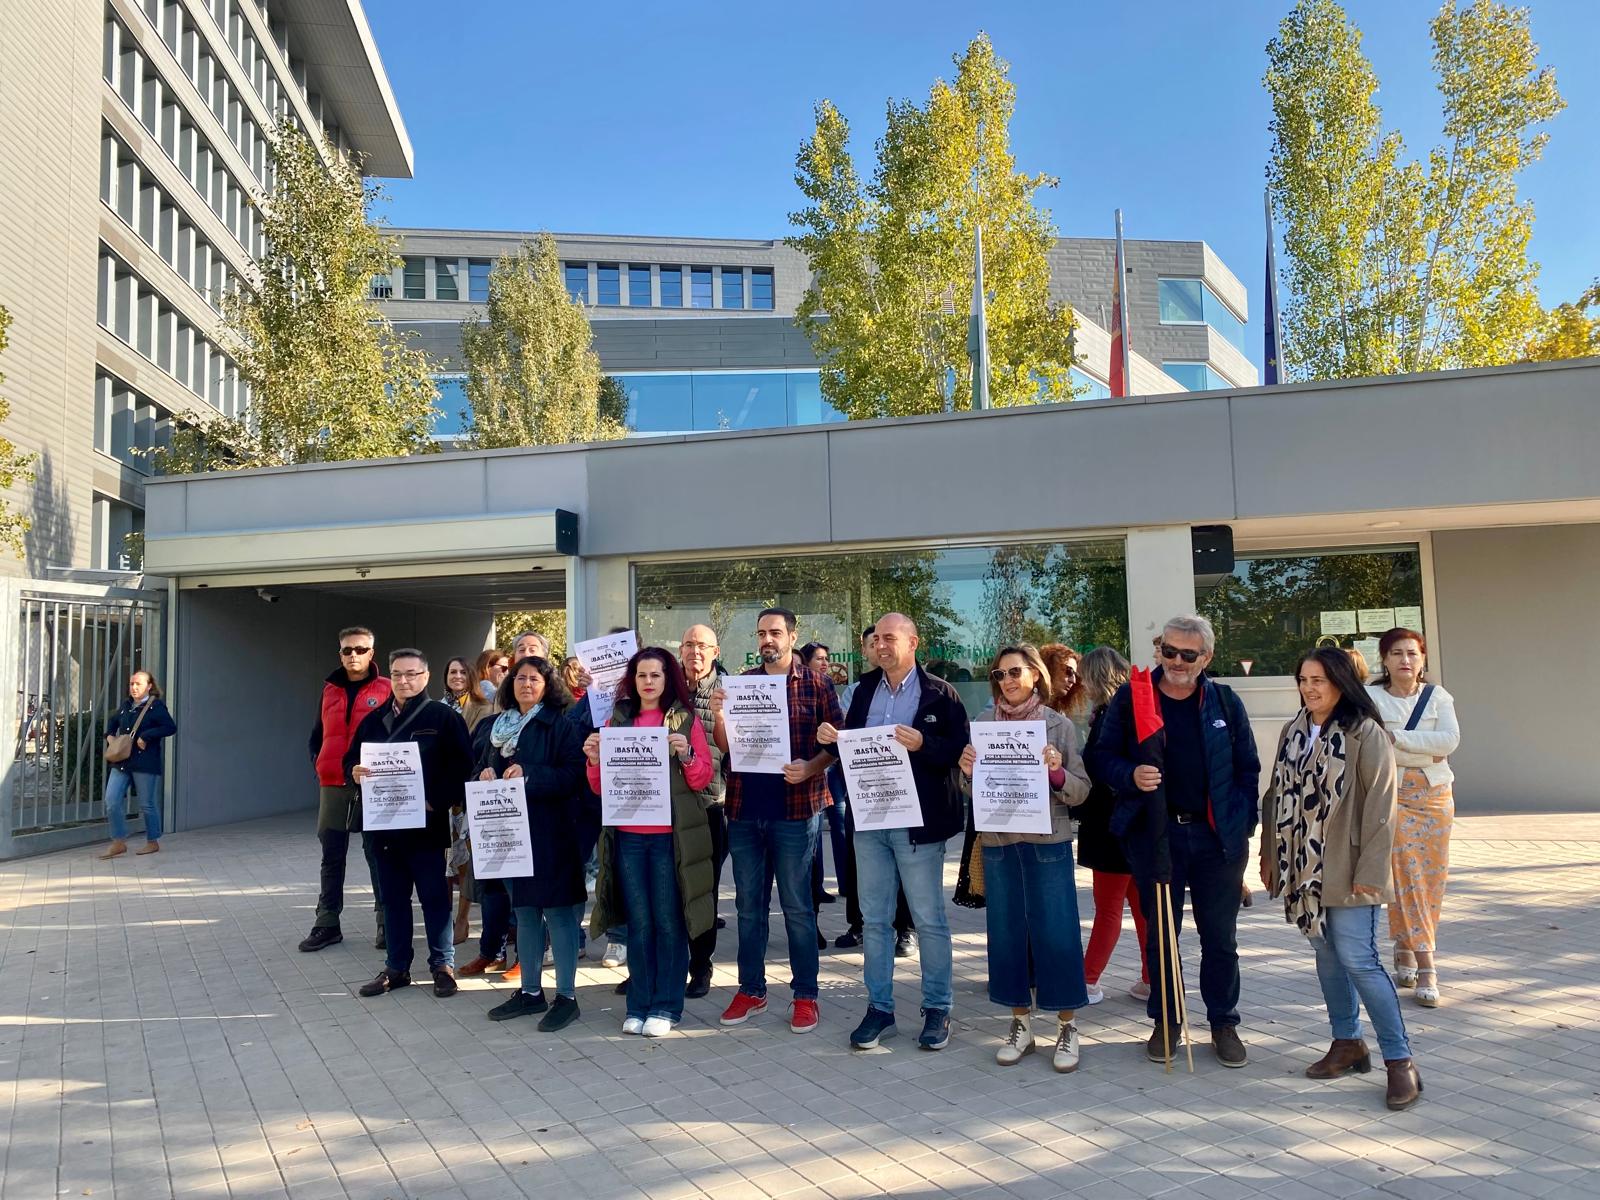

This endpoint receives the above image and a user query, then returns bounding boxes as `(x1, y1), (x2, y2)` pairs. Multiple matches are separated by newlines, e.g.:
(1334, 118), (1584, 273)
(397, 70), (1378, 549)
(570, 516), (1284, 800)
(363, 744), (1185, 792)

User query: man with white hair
(1084, 613), (1260, 1069)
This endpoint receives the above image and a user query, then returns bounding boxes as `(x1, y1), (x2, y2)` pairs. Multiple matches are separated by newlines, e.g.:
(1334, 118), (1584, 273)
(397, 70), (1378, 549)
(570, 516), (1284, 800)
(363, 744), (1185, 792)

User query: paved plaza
(1, 811), (1596, 1200)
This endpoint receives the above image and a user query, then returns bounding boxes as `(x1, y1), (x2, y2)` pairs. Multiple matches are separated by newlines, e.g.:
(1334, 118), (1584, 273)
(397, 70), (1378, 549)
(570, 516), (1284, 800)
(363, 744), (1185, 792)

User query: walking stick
(1162, 881), (1195, 1073)
(1154, 880), (1172, 1072)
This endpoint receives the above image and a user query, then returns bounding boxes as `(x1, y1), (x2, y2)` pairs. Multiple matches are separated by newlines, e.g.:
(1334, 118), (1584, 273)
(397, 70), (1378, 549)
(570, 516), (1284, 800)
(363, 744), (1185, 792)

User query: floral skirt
(1388, 769), (1453, 954)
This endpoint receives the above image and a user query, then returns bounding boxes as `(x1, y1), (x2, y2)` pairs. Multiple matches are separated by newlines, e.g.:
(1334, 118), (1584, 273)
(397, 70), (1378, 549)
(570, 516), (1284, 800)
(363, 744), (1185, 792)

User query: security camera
(256, 587), (281, 604)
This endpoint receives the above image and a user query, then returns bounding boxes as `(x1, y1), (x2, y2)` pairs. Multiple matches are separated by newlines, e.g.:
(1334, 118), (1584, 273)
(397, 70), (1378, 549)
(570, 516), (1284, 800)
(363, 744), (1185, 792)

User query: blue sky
(365, 1), (1599, 372)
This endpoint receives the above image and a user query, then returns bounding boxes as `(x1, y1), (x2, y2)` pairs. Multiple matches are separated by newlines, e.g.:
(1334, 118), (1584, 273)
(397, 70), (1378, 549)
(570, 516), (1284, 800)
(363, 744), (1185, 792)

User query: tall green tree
(157, 120), (437, 472)
(460, 236), (627, 448)
(788, 34), (1078, 419)
(1266, 0), (1563, 380)
(1527, 279), (1600, 361)
(0, 303), (39, 554)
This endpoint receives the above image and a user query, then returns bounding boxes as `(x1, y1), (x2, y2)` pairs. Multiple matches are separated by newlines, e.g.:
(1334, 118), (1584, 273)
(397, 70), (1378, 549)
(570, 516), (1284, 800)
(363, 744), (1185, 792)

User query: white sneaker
(996, 1015), (1035, 1066)
(602, 942), (627, 968)
(1053, 1021), (1081, 1073)
(542, 945), (555, 968)
(1084, 983), (1105, 1005)
(1129, 981), (1151, 1001)
(621, 1016), (644, 1035)
(642, 1016), (674, 1038)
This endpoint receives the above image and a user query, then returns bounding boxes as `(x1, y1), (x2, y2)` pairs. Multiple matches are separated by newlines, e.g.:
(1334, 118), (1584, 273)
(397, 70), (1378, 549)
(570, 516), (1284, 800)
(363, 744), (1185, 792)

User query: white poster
(576, 629), (638, 727)
(836, 727), (921, 831)
(721, 675), (790, 774)
(1357, 607), (1397, 634)
(970, 720), (1052, 836)
(1393, 605), (1423, 632)
(1353, 638), (1382, 676)
(359, 741), (426, 830)
(465, 779), (535, 879)
(599, 725), (672, 826)
(1319, 610), (1358, 636)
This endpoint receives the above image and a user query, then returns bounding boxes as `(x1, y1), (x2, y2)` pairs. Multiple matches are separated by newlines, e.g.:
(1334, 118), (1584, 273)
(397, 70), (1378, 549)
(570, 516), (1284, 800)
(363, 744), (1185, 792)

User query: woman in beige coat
(1262, 646), (1420, 1111)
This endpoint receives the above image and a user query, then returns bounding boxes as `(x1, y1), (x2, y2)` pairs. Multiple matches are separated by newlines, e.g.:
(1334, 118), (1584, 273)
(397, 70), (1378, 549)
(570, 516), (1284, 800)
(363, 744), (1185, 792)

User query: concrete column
(1125, 525), (1197, 656)
(650, 263), (661, 307)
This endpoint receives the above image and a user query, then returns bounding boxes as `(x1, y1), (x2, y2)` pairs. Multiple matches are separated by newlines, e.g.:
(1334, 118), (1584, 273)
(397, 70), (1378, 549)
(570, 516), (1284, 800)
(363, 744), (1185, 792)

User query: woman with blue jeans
(99, 670), (177, 859)
(1262, 647), (1421, 1111)
(958, 644), (1091, 1072)
(586, 649), (716, 1038)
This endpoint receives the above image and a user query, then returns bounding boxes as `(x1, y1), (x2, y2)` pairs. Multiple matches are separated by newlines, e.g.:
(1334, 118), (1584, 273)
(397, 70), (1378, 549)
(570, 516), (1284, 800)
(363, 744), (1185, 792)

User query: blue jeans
(1312, 904), (1412, 1061)
(727, 813), (821, 1001)
(812, 782), (849, 900)
(1136, 817), (1247, 1028)
(854, 828), (952, 1013)
(616, 832), (688, 1021)
(373, 842), (454, 975)
(105, 769), (161, 842)
(983, 840), (1089, 1012)
(515, 902), (583, 999)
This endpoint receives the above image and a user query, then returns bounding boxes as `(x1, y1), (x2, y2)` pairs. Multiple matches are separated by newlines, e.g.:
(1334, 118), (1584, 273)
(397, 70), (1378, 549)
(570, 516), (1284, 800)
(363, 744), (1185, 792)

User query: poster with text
(465, 779), (534, 879)
(1357, 608), (1397, 634)
(576, 629), (638, 727)
(970, 720), (1052, 835)
(599, 725), (672, 826)
(721, 675), (790, 774)
(837, 727), (921, 831)
(359, 741), (426, 830)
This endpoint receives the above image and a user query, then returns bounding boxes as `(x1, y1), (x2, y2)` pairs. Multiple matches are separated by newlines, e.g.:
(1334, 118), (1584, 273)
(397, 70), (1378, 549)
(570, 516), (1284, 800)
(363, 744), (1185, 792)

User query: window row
(101, 130), (238, 315)
(615, 370), (841, 434)
(197, 0), (343, 152)
(103, 15), (264, 262)
(1161, 361), (1232, 392)
(93, 496), (146, 573)
(564, 263), (775, 311)
(1068, 367), (1112, 401)
(1158, 278), (1247, 353)
(97, 249), (249, 417)
(95, 372), (175, 475)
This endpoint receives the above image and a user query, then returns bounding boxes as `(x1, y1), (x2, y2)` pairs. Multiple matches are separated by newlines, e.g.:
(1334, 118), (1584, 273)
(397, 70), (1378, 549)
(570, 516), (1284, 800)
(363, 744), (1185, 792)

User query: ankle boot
(1385, 1058), (1423, 1110)
(1306, 1038), (1371, 1079)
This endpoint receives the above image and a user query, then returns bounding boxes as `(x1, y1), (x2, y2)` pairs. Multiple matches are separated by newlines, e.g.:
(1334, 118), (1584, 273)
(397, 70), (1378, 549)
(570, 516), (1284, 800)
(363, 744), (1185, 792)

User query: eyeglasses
(990, 666), (1030, 683)
(340, 646), (374, 656)
(681, 641), (716, 652)
(1160, 644), (1203, 664)
(391, 670), (427, 681)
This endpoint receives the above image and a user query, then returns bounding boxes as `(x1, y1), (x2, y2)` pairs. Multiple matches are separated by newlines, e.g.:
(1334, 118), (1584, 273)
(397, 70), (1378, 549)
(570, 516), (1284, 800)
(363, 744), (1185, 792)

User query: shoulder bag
(104, 702), (152, 764)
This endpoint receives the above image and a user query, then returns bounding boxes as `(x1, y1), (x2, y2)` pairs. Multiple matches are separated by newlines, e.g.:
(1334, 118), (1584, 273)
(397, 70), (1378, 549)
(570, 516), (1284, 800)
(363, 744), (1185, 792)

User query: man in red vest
(299, 626), (393, 952)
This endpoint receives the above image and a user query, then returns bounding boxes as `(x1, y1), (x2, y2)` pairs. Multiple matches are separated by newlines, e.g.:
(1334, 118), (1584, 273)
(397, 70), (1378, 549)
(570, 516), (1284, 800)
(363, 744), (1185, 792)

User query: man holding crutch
(1086, 614), (1260, 1068)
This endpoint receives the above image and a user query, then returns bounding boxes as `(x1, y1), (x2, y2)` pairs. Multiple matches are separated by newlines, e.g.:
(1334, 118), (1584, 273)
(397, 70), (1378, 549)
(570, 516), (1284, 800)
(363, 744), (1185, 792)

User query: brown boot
(1307, 1038), (1371, 1079)
(1385, 1058), (1423, 1110)
(456, 955), (495, 977)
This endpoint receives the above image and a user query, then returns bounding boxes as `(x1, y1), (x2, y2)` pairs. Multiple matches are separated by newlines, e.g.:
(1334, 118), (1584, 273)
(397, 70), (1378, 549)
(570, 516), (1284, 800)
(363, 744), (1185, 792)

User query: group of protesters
(294, 609), (1459, 1111)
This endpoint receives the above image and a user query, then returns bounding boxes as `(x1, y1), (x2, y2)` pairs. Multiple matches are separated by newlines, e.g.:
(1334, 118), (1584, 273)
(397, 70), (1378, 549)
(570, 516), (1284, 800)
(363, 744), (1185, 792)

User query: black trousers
(687, 802), (728, 976)
(1135, 817), (1246, 1029)
(314, 827), (383, 929)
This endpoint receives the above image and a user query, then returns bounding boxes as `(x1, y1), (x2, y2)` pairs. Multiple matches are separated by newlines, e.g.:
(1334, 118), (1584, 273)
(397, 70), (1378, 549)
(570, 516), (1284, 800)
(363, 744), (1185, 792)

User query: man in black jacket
(345, 649), (474, 1000)
(820, 613), (970, 1052)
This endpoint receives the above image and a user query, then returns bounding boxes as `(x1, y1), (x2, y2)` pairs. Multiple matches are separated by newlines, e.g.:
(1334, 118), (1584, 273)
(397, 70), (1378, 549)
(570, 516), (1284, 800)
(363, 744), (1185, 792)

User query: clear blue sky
(366, 1), (1599, 372)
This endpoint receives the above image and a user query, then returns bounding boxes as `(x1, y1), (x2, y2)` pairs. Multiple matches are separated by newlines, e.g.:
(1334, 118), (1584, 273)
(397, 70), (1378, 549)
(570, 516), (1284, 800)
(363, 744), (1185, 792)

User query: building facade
(376, 229), (1256, 439)
(0, 0), (410, 575)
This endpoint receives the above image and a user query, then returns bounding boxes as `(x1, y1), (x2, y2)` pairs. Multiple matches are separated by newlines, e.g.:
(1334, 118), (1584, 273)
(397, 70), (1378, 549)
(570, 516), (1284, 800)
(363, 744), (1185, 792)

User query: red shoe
(501, 963), (521, 983)
(456, 955), (495, 978)
(719, 993), (768, 1026)
(790, 999), (818, 1034)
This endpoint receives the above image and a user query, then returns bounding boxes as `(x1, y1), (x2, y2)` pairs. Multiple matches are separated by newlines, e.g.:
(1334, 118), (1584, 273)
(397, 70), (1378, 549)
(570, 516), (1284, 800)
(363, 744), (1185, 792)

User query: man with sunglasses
(300, 626), (393, 953)
(1085, 614), (1260, 1068)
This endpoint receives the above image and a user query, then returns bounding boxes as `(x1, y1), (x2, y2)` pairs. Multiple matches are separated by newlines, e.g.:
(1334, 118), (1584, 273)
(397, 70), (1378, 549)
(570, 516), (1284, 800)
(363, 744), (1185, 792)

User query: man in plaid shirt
(711, 607), (842, 1035)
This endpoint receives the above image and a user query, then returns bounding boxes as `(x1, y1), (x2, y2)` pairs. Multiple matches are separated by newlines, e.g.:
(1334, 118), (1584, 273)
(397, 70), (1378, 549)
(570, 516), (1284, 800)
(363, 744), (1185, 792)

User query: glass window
(616, 374), (693, 433)
(786, 371), (845, 426)
(402, 257), (425, 299)
(369, 274), (392, 300)
(1069, 367), (1111, 400)
(468, 259), (492, 303)
(751, 268), (774, 310)
(434, 259), (458, 301)
(628, 266), (651, 307)
(722, 269), (744, 310)
(1198, 545), (1423, 678)
(1159, 278), (1246, 351)
(635, 539), (1129, 715)
(659, 266), (683, 307)
(690, 267), (713, 308)
(596, 263), (620, 306)
(433, 377), (469, 439)
(1162, 362), (1229, 392)
(564, 263), (588, 303)
(692, 372), (786, 430)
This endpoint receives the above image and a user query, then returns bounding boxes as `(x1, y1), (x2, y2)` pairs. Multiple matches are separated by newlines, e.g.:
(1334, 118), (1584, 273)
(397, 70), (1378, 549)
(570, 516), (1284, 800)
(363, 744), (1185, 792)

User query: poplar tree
(0, 303), (39, 554)
(788, 34), (1078, 419)
(158, 119), (438, 471)
(1526, 280), (1600, 361)
(1266, 0), (1564, 380)
(460, 235), (627, 448)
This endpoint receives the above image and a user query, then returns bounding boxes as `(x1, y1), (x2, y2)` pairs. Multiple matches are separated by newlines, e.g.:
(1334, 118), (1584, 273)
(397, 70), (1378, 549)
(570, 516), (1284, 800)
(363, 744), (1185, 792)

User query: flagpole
(970, 223), (991, 411)
(1263, 190), (1284, 385)
(1115, 209), (1131, 394)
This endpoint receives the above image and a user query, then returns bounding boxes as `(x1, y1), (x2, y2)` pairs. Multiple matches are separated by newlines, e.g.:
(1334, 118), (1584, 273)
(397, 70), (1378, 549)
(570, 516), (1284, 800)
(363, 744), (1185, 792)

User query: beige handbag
(103, 702), (151, 764)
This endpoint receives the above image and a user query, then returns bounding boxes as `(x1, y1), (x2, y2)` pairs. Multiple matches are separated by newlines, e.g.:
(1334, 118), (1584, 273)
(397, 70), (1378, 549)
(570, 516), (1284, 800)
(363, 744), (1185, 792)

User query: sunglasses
(990, 666), (1030, 683)
(340, 646), (374, 656)
(1160, 644), (1203, 664)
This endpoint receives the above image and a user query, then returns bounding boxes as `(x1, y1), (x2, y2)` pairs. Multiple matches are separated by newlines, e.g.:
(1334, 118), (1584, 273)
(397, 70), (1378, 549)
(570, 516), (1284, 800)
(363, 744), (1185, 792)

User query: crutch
(1161, 880), (1195, 1073)
(1154, 878), (1172, 1072)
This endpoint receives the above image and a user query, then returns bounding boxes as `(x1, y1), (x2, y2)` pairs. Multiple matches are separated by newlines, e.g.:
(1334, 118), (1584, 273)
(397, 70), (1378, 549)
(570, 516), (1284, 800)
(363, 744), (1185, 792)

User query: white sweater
(1365, 683), (1460, 789)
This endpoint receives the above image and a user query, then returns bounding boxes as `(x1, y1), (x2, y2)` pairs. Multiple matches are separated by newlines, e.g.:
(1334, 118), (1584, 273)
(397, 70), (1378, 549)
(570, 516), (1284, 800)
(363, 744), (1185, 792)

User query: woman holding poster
(473, 656), (588, 1032)
(585, 649), (716, 1037)
(958, 644), (1092, 1073)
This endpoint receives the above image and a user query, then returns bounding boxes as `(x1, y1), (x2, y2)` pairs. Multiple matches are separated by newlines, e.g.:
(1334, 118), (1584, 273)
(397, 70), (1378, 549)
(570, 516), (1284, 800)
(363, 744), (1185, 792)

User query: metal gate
(2, 580), (166, 856)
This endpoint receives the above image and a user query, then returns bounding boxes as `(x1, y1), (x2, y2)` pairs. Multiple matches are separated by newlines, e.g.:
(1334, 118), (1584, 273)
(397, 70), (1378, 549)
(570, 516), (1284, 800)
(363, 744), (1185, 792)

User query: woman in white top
(1365, 627), (1460, 1007)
